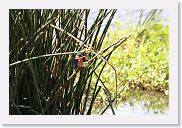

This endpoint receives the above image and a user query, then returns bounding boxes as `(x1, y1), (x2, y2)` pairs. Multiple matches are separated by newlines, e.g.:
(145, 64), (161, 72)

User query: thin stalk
(10, 52), (77, 67)
(94, 72), (115, 115)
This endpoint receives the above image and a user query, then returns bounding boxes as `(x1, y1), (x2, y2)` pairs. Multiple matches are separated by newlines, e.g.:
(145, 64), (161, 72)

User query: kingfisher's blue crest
(76, 51), (83, 57)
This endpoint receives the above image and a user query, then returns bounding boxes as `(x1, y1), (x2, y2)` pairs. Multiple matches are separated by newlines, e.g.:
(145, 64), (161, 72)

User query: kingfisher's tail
(67, 70), (80, 80)
(73, 71), (80, 86)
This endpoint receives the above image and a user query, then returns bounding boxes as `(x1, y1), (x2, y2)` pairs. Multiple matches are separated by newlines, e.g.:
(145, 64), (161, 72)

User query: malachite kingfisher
(67, 51), (89, 80)
(74, 51), (87, 72)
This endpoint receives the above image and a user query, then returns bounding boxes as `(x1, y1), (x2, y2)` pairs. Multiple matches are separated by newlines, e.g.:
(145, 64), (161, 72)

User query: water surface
(92, 90), (168, 115)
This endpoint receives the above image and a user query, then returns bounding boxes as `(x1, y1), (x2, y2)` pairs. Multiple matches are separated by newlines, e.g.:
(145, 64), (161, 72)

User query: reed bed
(9, 9), (132, 115)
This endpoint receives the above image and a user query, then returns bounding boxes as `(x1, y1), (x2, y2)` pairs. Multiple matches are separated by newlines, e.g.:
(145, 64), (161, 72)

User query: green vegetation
(9, 9), (169, 115)
(96, 10), (169, 95)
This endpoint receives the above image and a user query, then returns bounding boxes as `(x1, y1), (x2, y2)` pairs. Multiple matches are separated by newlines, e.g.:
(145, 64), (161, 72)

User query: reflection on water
(92, 90), (168, 115)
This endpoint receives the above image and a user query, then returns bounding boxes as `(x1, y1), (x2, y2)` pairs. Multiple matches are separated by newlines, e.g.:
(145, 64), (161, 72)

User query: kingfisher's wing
(74, 59), (78, 71)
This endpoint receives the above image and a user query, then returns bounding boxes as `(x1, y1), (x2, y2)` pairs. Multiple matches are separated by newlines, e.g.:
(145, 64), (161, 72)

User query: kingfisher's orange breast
(75, 56), (84, 72)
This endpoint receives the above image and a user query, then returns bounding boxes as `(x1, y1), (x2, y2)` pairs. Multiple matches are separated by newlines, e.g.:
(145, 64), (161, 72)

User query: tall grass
(9, 9), (131, 115)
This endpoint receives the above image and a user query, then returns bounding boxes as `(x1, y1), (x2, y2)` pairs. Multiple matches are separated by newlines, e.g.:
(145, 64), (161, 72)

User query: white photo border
(0, 0), (178, 124)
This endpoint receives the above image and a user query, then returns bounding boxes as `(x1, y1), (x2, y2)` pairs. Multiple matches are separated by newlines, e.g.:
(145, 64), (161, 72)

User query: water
(92, 90), (168, 115)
